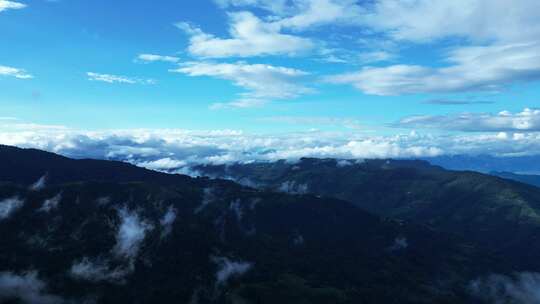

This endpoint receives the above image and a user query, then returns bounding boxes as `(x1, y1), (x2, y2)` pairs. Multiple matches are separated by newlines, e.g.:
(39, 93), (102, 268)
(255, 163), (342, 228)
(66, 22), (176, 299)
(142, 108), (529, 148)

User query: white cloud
(176, 11), (314, 58)
(171, 61), (312, 108)
(363, 0), (540, 43)
(38, 193), (61, 213)
(216, 0), (365, 30)
(0, 197), (24, 220)
(2, 119), (540, 171)
(87, 72), (156, 85)
(160, 205), (177, 237)
(113, 207), (152, 260)
(389, 237), (408, 251)
(209, 98), (268, 110)
(470, 272), (540, 304)
(0, 0), (26, 12)
(137, 158), (186, 171)
(273, 0), (364, 30)
(327, 42), (540, 95)
(30, 174), (47, 191)
(0, 271), (63, 304)
(322, 0), (540, 95)
(0, 65), (33, 79)
(214, 0), (289, 14)
(358, 51), (395, 64)
(212, 256), (252, 286)
(136, 54), (180, 63)
(396, 108), (540, 132)
(423, 99), (494, 105)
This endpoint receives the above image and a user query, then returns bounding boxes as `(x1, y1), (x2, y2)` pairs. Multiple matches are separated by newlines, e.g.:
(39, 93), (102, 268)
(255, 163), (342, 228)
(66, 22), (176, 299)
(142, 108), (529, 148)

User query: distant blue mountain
(422, 155), (540, 174)
(490, 171), (540, 188)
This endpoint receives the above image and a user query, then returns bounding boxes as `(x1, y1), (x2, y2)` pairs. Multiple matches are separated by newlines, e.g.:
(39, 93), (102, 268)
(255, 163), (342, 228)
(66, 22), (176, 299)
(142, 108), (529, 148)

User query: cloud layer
(2, 117), (540, 176)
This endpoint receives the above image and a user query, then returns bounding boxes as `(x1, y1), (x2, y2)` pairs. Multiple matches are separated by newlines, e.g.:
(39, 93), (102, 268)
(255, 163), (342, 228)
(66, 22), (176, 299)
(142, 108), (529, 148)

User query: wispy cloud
(363, 0), (540, 43)
(212, 256), (252, 286)
(136, 54), (180, 63)
(70, 258), (130, 284)
(171, 61), (313, 109)
(0, 271), (63, 304)
(0, 65), (33, 79)
(87, 72), (156, 85)
(470, 272), (540, 304)
(0, 197), (24, 221)
(327, 42), (540, 95)
(0, 0), (26, 13)
(394, 108), (540, 132)
(423, 99), (495, 105)
(259, 116), (362, 129)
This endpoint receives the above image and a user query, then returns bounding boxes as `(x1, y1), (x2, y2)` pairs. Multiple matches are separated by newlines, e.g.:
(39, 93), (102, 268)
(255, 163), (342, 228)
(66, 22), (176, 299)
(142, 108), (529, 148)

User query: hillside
(0, 146), (502, 303)
(194, 158), (540, 272)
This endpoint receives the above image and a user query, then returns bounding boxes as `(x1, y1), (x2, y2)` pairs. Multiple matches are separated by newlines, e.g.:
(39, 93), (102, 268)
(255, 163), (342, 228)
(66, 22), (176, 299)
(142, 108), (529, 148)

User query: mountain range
(194, 158), (540, 273)
(0, 146), (538, 303)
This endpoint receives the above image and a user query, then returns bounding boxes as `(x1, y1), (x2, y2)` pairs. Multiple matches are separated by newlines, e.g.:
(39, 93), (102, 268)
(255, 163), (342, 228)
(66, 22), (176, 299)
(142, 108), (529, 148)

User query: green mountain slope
(0, 146), (502, 303)
(195, 158), (540, 272)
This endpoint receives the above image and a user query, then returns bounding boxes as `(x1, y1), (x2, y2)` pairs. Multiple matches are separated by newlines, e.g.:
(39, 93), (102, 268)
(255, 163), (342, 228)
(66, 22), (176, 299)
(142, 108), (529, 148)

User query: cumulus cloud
(470, 272), (540, 304)
(0, 65), (33, 79)
(38, 193), (62, 213)
(212, 256), (252, 286)
(0, 0), (26, 12)
(325, 0), (540, 96)
(176, 12), (313, 58)
(136, 54), (180, 63)
(0, 197), (24, 220)
(171, 61), (312, 108)
(395, 108), (540, 132)
(87, 72), (155, 85)
(0, 271), (63, 304)
(113, 207), (152, 260)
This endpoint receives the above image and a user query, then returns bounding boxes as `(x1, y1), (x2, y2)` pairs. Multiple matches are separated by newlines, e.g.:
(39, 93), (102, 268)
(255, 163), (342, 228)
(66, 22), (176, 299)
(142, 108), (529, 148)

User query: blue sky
(1, 0), (540, 165)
